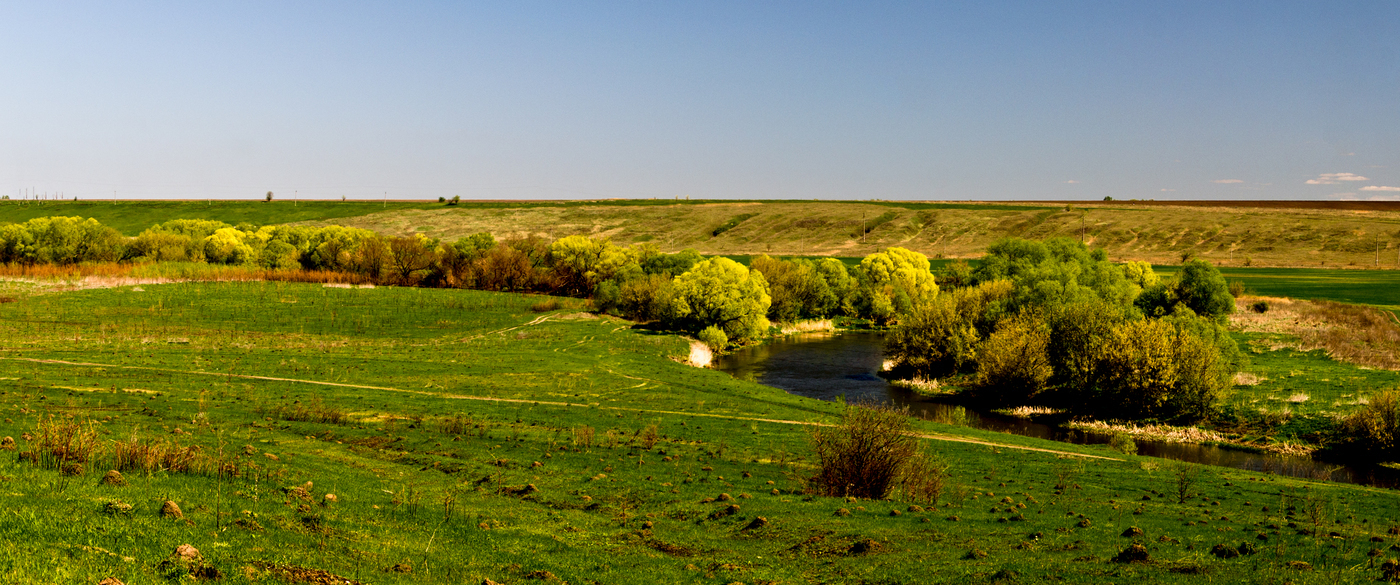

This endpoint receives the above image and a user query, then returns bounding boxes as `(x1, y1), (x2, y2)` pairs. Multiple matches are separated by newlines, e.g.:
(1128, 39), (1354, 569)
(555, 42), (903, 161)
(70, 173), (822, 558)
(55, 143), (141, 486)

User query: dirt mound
(1113, 544), (1150, 563)
(160, 501), (184, 519)
(251, 562), (366, 585)
(646, 539), (697, 557)
(101, 470), (126, 486)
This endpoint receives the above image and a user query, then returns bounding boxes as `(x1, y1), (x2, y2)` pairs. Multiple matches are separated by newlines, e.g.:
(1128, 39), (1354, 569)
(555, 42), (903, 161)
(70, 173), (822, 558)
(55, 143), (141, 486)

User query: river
(712, 331), (1400, 489)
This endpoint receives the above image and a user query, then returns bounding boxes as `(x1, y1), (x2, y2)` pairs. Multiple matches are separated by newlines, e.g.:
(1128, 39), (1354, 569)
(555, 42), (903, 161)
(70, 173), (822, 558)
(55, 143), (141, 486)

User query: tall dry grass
(20, 417), (241, 478)
(1231, 296), (1400, 371)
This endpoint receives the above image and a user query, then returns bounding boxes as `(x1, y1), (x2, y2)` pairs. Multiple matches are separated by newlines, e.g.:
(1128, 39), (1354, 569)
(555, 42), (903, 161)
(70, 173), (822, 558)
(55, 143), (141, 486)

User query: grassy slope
(5, 199), (1399, 268)
(305, 200), (1400, 268)
(0, 201), (440, 236)
(2, 283), (1400, 583)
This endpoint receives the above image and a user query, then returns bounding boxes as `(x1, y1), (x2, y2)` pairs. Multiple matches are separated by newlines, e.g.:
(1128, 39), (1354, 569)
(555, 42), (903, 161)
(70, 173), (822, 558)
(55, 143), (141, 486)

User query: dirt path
(458, 314), (555, 342)
(4, 355), (1119, 461)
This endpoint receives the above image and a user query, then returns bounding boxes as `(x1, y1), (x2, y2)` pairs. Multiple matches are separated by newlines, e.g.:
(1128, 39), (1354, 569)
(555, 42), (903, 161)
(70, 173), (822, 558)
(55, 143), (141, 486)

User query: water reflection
(713, 331), (1400, 489)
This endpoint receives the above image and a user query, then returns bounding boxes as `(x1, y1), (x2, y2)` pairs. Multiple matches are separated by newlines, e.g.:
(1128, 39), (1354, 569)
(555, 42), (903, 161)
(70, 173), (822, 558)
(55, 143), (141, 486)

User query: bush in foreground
(809, 403), (949, 503)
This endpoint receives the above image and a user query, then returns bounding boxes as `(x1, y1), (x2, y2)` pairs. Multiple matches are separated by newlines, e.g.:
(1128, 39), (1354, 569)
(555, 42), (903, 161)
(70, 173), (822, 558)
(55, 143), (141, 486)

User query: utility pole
(862, 213), (866, 244)
(384, 191), (387, 208)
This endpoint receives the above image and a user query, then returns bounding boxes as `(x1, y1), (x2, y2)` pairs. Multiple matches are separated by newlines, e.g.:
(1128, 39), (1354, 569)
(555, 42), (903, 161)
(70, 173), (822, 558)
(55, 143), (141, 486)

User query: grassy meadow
(301, 199), (1400, 268)
(1, 282), (1400, 583)
(3, 198), (1398, 268)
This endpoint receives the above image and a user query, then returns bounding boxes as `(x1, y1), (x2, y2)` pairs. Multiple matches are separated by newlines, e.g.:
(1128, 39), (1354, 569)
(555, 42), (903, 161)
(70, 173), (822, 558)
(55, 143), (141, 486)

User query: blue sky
(2, 1), (1396, 201)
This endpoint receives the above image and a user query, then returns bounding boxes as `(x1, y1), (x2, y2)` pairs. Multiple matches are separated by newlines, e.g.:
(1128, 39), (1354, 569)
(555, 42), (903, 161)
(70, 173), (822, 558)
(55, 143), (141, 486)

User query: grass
(302, 199), (1400, 267)
(4, 199), (1398, 271)
(2, 282), (1400, 582)
(1227, 332), (1400, 420)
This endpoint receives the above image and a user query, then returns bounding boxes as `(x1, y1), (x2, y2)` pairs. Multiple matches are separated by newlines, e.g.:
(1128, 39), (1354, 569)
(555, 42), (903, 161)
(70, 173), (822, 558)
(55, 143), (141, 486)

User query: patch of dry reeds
(1231, 296), (1400, 371)
(259, 399), (350, 425)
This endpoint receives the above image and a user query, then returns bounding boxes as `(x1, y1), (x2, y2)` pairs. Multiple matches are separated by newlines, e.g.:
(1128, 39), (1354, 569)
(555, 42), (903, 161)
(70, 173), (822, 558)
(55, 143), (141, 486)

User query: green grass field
(3, 282), (1400, 583)
(1227, 333), (1400, 418)
(0, 201), (442, 236)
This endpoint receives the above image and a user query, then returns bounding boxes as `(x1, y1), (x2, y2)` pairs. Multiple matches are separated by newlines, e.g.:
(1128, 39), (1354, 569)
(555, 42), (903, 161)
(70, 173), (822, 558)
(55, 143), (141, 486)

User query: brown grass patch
(250, 562), (365, 585)
(1231, 296), (1400, 370)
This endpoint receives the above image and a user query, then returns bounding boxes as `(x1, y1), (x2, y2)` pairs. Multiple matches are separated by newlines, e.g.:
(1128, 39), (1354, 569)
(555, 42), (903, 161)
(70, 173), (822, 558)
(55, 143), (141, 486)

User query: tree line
(0, 216), (1240, 422)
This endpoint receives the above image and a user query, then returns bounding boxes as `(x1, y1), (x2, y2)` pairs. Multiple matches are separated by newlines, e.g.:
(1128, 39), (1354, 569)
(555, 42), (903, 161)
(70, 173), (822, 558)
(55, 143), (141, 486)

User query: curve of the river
(712, 331), (1400, 489)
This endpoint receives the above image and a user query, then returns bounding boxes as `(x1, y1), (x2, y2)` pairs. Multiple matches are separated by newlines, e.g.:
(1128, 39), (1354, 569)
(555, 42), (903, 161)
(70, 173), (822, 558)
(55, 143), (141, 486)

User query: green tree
(750, 255), (831, 321)
(854, 247), (938, 324)
(1173, 260), (1234, 319)
(973, 312), (1053, 404)
(974, 237), (1137, 312)
(667, 258), (772, 343)
(1135, 259), (1234, 320)
(202, 227), (257, 265)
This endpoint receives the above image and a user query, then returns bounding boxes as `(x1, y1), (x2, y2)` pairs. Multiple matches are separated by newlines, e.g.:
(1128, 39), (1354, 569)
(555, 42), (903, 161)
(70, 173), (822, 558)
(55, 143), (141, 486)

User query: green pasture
(0, 283), (1399, 582)
(1225, 333), (1400, 422)
(0, 201), (440, 236)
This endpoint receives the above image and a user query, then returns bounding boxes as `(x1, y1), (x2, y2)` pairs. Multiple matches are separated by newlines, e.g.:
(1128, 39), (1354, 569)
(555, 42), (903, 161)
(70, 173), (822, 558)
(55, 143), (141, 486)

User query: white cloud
(1360, 185), (1400, 192)
(1160, 188), (1175, 192)
(1212, 179), (1243, 184)
(1306, 172), (1369, 184)
(1368, 194), (1400, 201)
(1065, 180), (1079, 184)
(1331, 192), (1358, 200)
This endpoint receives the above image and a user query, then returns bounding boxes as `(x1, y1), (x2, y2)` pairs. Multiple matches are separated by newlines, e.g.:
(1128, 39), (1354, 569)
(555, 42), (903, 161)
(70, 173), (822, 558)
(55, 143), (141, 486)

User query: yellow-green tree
(855, 247), (938, 324)
(667, 258), (771, 344)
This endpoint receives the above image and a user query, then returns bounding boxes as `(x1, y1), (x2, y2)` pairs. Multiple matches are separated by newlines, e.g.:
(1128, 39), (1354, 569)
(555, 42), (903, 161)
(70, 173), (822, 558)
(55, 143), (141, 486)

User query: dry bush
(637, 425), (660, 449)
(21, 416), (100, 471)
(262, 269), (368, 285)
(530, 298), (561, 312)
(810, 403), (948, 501)
(110, 431), (225, 476)
(572, 426), (595, 450)
(438, 414), (471, 436)
(259, 399), (348, 425)
(1340, 390), (1400, 460)
(1298, 301), (1400, 370)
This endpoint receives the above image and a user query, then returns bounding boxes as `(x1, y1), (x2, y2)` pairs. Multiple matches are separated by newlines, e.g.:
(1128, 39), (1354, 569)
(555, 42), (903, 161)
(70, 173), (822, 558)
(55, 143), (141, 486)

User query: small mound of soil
(101, 470), (126, 486)
(743, 517), (769, 531)
(707, 504), (740, 520)
(252, 561), (366, 585)
(848, 538), (881, 555)
(1210, 544), (1240, 559)
(1121, 526), (1144, 537)
(160, 501), (184, 519)
(1113, 544), (1150, 564)
(646, 539), (696, 557)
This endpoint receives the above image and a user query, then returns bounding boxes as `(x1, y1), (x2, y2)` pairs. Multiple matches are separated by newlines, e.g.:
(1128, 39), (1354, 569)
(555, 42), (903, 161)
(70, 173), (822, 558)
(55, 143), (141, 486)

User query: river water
(712, 331), (1400, 489)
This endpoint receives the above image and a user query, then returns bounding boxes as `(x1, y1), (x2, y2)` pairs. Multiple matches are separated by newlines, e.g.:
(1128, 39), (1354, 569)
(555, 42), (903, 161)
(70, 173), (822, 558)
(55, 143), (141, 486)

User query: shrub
(1108, 433), (1137, 455)
(711, 213), (758, 237)
(697, 326), (728, 352)
(1340, 390), (1400, 461)
(1173, 260), (1235, 319)
(530, 298), (561, 313)
(885, 280), (1012, 376)
(973, 313), (1052, 404)
(1092, 318), (1230, 421)
(810, 403), (945, 501)
(1250, 300), (1269, 313)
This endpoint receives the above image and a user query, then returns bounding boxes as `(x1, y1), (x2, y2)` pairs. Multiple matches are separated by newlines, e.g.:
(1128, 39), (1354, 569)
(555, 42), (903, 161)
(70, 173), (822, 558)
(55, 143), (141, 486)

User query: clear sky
(2, 1), (1396, 201)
